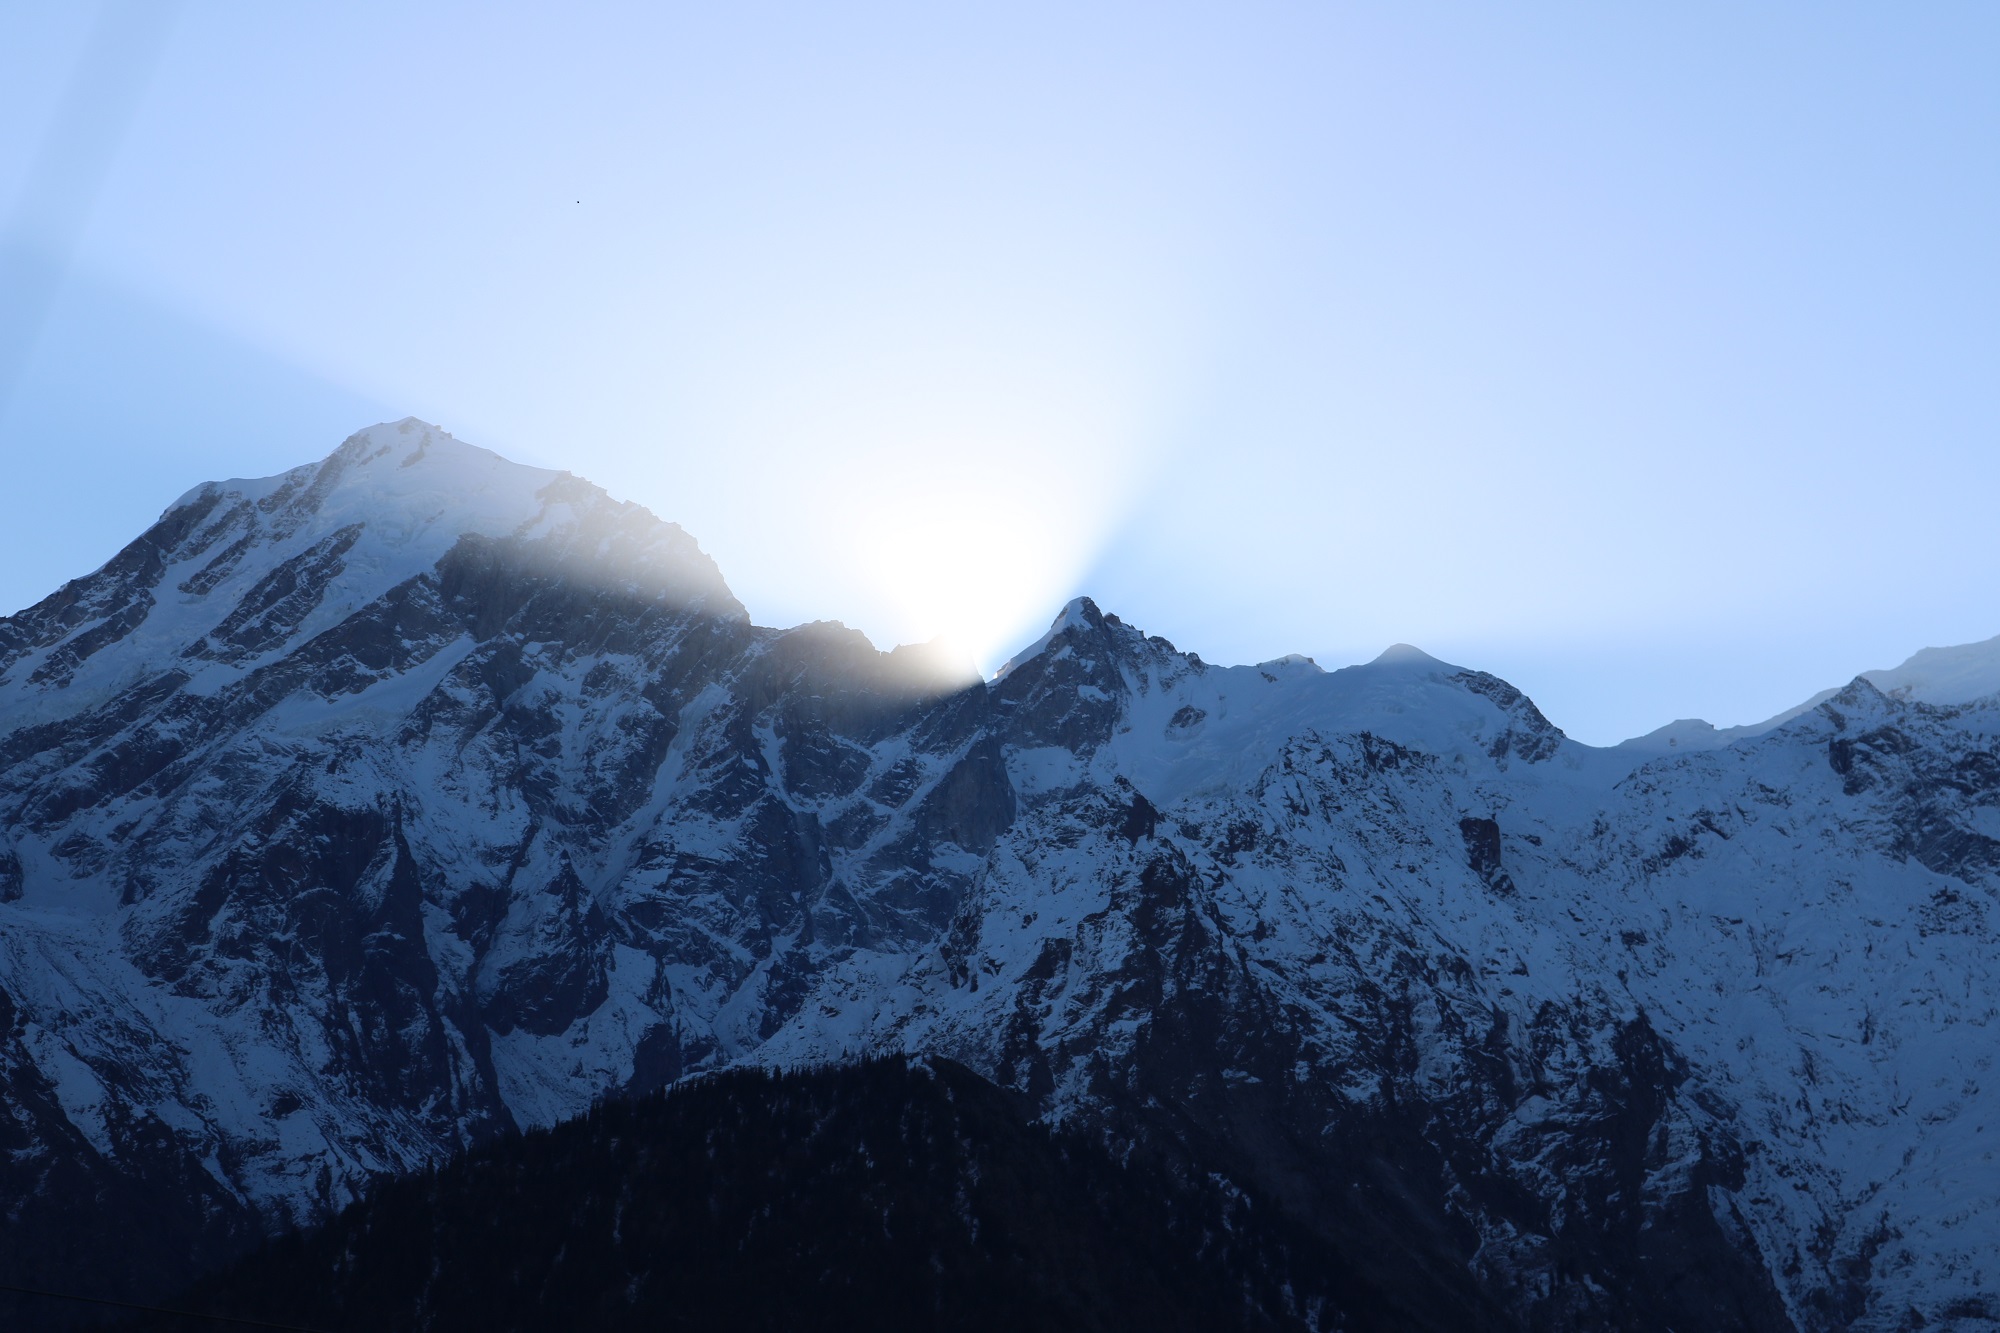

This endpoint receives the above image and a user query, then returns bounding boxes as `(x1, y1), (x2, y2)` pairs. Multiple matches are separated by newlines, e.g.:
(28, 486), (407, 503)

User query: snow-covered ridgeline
(1, 421), (1996, 1328)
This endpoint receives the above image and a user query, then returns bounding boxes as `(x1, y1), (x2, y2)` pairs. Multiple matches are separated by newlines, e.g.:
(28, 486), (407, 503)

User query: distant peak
(1370, 643), (1442, 668)
(1256, 652), (1323, 676)
(1856, 632), (2000, 707)
(1617, 718), (1725, 753)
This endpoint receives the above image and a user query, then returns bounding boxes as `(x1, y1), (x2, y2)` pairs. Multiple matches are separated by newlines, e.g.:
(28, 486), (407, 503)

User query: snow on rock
(1861, 632), (2000, 704)
(1621, 633), (2000, 752)
(3, 423), (1999, 1330)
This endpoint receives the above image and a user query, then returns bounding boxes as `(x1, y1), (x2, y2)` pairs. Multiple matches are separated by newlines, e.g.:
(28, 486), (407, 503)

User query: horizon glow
(2, 2), (1997, 744)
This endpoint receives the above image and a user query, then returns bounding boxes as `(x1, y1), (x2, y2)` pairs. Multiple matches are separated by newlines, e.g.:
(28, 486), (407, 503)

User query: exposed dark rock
(1459, 816), (1515, 895)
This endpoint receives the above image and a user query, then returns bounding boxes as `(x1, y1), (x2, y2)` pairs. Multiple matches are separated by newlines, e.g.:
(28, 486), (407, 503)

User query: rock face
(1, 420), (1996, 1329)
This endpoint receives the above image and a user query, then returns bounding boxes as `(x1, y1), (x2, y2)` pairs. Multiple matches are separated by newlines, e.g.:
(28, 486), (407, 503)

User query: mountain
(1619, 634), (2000, 753)
(2, 420), (1996, 1330)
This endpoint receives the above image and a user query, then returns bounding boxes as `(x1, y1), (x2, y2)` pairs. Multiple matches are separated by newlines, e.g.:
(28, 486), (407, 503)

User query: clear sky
(2, 2), (1996, 745)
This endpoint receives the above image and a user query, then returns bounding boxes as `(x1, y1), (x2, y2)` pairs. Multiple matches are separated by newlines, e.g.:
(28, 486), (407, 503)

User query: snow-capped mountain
(2, 420), (1995, 1329)
(1620, 633), (2000, 754)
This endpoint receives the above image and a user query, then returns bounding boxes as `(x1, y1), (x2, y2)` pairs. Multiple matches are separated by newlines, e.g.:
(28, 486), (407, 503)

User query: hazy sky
(2, 2), (1996, 744)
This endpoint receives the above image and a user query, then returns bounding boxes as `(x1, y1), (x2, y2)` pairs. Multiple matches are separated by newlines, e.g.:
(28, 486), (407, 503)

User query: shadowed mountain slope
(111, 1056), (1398, 1333)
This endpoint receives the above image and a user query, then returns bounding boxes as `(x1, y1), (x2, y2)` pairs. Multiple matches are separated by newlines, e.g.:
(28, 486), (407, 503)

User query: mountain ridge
(3, 420), (1996, 1329)
(15, 417), (1989, 751)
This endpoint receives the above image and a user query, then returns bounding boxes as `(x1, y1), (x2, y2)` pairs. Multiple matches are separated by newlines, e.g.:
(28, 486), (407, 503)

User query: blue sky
(2, 1), (1996, 744)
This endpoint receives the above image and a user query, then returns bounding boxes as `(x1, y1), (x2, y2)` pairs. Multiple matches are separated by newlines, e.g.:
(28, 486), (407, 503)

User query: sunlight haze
(2, 1), (1995, 743)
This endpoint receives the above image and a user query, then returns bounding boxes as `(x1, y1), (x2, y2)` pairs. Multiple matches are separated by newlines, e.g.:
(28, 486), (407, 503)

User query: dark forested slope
(112, 1056), (1409, 1333)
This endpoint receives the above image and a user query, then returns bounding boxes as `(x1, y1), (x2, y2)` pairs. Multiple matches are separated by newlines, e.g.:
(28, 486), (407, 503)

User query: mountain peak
(321, 417), (556, 494)
(333, 417), (511, 472)
(1616, 717), (1725, 753)
(1369, 642), (1444, 669)
(1050, 595), (1105, 634)
(1254, 652), (1322, 677)
(991, 596), (1110, 680)
(1, 421), (740, 708)
(164, 418), (566, 532)
(191, 418), (574, 569)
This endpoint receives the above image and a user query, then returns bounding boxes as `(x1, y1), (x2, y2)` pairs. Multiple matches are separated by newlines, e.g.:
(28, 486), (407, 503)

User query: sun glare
(657, 269), (1191, 676)
(823, 403), (1143, 674)
(852, 489), (1084, 677)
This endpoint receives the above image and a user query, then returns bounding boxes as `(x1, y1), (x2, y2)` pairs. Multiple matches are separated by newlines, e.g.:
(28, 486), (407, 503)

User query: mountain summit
(1, 423), (1996, 1330)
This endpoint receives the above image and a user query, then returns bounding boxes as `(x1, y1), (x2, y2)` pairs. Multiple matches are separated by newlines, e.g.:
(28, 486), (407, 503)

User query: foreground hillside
(114, 1056), (1378, 1333)
(2, 420), (1996, 1329)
